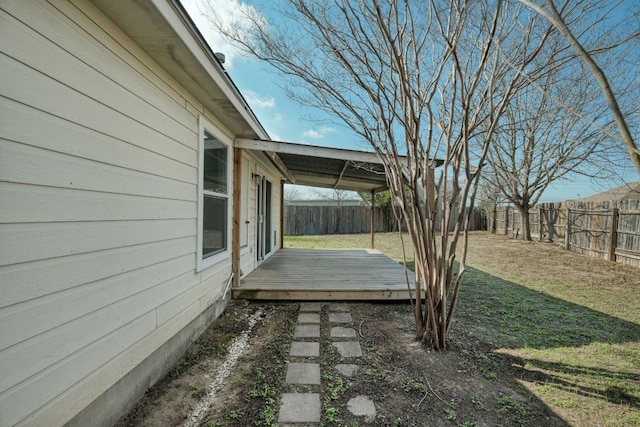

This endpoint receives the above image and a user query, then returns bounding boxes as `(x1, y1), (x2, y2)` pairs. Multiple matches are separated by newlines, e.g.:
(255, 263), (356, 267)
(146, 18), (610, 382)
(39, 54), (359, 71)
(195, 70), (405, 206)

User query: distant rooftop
(577, 182), (640, 202)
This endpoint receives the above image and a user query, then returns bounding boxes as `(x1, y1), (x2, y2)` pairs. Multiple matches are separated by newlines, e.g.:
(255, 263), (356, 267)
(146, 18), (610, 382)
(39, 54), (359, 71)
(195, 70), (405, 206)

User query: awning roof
(236, 138), (443, 192)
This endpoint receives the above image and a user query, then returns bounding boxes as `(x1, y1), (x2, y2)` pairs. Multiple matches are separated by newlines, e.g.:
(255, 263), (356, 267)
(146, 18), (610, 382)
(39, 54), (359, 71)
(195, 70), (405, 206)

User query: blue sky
(181, 0), (638, 202)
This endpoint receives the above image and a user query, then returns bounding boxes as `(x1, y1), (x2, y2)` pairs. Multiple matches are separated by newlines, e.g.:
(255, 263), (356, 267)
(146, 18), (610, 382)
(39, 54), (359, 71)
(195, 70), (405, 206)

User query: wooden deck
(233, 248), (415, 300)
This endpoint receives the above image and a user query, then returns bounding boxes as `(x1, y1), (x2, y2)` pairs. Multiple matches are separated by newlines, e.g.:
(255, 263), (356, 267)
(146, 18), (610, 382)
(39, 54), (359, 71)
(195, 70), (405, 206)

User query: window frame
(196, 116), (232, 272)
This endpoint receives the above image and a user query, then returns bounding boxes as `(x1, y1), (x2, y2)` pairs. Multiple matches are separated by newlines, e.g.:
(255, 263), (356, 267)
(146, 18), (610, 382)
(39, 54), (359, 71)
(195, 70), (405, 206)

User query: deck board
(233, 248), (415, 300)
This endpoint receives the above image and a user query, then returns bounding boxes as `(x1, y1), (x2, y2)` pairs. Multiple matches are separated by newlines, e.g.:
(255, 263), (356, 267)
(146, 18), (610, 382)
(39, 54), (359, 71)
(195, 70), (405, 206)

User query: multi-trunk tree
(205, 0), (600, 349)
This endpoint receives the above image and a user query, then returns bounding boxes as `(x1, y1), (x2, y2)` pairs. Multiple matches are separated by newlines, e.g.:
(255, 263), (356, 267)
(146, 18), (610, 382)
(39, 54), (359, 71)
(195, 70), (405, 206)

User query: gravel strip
(183, 308), (265, 427)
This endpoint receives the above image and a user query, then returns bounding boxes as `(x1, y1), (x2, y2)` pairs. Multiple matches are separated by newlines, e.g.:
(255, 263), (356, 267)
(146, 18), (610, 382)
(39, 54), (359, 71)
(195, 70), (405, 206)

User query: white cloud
(243, 90), (276, 109)
(181, 0), (265, 68)
(302, 126), (336, 139)
(302, 129), (322, 139)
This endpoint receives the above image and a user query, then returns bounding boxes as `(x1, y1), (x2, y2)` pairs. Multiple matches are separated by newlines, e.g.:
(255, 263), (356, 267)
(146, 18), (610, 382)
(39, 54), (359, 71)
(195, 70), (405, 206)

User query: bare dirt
(116, 299), (566, 427)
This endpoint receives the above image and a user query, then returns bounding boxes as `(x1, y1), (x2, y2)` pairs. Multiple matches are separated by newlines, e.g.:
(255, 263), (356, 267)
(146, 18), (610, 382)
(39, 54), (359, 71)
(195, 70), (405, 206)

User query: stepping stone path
(278, 302), (377, 425)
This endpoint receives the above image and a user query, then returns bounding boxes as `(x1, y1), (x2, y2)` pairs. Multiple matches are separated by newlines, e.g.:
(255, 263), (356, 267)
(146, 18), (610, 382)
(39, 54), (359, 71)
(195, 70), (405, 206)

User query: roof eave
(90, 0), (269, 140)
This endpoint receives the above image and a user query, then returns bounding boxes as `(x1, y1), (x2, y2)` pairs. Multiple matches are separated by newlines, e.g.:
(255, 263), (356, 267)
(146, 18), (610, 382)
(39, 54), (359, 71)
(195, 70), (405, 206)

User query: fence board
(490, 199), (640, 267)
(284, 204), (484, 236)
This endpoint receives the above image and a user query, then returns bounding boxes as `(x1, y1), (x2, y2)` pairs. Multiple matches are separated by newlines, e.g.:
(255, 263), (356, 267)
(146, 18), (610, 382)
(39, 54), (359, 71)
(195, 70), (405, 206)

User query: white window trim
(196, 116), (233, 272)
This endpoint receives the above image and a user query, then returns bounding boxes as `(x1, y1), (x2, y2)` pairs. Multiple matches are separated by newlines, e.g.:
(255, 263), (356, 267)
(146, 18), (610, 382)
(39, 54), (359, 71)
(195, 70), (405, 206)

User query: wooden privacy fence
(285, 204), (485, 236)
(489, 199), (640, 267)
(285, 205), (392, 235)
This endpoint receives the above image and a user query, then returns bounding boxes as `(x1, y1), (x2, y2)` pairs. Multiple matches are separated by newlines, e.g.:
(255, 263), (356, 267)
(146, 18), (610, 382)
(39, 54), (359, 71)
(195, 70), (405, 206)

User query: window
(197, 118), (231, 270)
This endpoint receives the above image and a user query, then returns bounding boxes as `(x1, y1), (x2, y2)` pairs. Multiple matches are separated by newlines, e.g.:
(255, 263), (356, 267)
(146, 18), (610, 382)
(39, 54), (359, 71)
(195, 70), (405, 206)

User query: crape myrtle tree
(208, 0), (553, 349)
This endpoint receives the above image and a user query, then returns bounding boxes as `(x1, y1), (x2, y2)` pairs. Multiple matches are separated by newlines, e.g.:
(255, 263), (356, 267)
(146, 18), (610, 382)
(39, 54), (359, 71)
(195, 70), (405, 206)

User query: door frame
(256, 176), (272, 264)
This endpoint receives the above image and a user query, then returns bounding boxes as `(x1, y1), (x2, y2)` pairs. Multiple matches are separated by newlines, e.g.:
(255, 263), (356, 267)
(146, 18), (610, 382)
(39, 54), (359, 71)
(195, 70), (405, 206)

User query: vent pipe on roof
(214, 52), (226, 64)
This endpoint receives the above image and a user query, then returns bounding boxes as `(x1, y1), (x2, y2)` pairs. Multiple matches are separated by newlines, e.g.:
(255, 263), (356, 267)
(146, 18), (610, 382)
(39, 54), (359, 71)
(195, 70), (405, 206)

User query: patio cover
(235, 138), (443, 192)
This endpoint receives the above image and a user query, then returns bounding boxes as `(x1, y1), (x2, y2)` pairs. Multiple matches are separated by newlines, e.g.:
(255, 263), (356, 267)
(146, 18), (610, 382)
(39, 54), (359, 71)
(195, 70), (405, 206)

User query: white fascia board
(235, 138), (389, 164)
(151, 0), (269, 140)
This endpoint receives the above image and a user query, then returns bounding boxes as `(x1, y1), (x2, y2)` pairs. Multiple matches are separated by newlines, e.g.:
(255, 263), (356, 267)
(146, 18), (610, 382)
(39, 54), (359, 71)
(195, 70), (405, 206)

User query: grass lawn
(285, 232), (640, 426)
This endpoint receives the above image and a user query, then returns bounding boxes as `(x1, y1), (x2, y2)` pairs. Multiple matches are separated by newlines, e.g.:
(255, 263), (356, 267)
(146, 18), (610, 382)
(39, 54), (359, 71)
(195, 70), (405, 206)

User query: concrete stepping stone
(297, 312), (320, 323)
(328, 303), (350, 312)
(332, 341), (362, 357)
(278, 393), (321, 423)
(290, 341), (320, 357)
(336, 364), (359, 377)
(299, 302), (323, 312)
(294, 324), (320, 338)
(328, 312), (352, 323)
(330, 326), (357, 338)
(286, 363), (321, 384)
(347, 395), (376, 422)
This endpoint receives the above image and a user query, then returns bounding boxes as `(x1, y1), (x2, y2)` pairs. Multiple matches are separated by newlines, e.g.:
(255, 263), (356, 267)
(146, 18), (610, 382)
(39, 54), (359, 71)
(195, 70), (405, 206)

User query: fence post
(547, 203), (555, 242)
(538, 205), (542, 242)
(280, 180), (285, 247)
(564, 207), (570, 249)
(370, 189), (375, 249)
(609, 208), (619, 262)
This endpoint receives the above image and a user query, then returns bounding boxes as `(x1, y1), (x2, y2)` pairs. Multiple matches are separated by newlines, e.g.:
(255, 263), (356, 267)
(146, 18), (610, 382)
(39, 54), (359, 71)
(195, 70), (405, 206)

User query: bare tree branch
(519, 0), (640, 174)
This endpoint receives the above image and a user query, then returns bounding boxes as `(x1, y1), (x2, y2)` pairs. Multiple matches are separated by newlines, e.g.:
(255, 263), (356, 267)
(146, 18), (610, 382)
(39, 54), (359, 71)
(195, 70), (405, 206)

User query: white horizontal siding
(0, 52), (197, 167)
(157, 263), (230, 327)
(0, 0), (237, 423)
(242, 156), (258, 275)
(0, 182), (194, 224)
(28, 297), (208, 427)
(0, 237), (195, 309)
(0, 254), (194, 352)
(62, 0), (204, 118)
(3, 272), (229, 427)
(239, 247), (254, 280)
(1, 98), (196, 185)
(238, 153), (286, 276)
(3, 0), (194, 113)
(0, 140), (195, 200)
(0, 264), (200, 390)
(0, 219), (194, 266)
(0, 311), (157, 427)
(272, 178), (282, 251)
(1, 2), (197, 150)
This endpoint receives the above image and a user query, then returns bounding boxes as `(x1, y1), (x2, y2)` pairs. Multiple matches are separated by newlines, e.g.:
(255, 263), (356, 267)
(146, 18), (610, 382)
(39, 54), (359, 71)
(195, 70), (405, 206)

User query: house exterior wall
(239, 153), (283, 277)
(0, 1), (282, 425)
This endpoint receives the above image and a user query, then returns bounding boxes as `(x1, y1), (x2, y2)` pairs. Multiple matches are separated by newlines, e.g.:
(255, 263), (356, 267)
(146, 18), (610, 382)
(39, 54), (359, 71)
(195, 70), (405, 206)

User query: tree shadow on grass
(457, 266), (640, 349)
(452, 265), (640, 420)
(508, 357), (640, 408)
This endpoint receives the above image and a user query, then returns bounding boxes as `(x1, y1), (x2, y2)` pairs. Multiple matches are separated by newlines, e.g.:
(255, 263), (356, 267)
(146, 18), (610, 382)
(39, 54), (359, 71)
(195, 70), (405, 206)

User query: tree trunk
(491, 202), (497, 233)
(516, 205), (532, 241)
